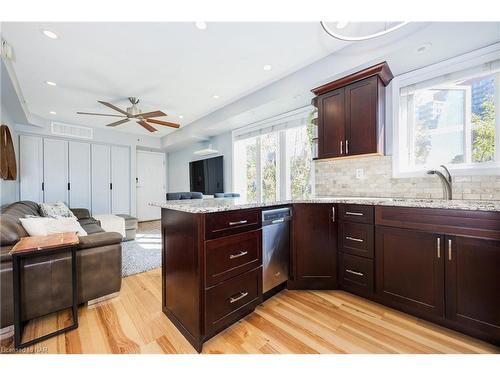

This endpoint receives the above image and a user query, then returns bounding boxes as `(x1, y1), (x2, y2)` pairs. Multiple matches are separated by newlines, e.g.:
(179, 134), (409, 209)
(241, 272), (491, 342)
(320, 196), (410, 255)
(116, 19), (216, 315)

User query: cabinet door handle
(229, 220), (248, 226)
(346, 269), (364, 277)
(346, 236), (364, 243)
(229, 291), (249, 304)
(346, 140), (349, 154)
(340, 141), (343, 155)
(229, 250), (248, 260)
(345, 211), (363, 216)
(332, 206), (335, 222)
(448, 239), (452, 261)
(437, 237), (441, 258)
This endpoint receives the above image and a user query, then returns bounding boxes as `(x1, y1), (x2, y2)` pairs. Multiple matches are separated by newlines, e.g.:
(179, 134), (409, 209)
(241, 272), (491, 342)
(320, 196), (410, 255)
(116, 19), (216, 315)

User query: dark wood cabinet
(289, 203), (337, 289)
(312, 62), (392, 160)
(318, 88), (345, 158)
(445, 235), (500, 341)
(375, 226), (445, 319)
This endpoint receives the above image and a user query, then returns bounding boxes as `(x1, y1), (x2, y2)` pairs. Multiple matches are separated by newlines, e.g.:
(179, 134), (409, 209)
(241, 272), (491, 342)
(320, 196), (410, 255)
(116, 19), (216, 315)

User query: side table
(9, 232), (79, 349)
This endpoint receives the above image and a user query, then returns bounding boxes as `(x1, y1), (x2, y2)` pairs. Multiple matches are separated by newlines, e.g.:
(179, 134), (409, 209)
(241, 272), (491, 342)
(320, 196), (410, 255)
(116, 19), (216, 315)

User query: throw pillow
(20, 217), (87, 237)
(39, 201), (76, 219)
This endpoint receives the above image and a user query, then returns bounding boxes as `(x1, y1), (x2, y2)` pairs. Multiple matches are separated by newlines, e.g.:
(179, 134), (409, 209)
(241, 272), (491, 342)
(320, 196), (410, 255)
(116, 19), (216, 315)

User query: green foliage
(246, 143), (257, 202)
(472, 98), (495, 163)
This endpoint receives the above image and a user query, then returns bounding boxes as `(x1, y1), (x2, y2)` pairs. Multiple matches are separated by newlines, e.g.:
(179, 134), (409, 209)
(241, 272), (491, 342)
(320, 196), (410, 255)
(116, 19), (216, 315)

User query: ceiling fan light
(335, 21), (349, 29)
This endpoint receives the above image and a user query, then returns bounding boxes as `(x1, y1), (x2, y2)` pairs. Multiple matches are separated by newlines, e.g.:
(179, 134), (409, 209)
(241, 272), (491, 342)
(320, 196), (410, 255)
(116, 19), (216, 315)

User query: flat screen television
(189, 156), (224, 195)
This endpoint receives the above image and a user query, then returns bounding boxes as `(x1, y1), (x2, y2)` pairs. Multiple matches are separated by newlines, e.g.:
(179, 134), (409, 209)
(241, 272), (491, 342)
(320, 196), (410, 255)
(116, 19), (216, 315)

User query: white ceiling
(1, 22), (351, 137)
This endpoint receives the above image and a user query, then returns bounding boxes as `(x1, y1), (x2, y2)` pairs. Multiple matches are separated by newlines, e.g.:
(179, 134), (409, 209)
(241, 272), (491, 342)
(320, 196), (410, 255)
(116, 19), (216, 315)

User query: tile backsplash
(314, 155), (500, 200)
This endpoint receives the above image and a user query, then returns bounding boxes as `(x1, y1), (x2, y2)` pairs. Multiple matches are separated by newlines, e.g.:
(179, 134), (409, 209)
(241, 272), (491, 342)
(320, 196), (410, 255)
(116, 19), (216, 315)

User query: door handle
(229, 251), (248, 260)
(340, 141), (343, 155)
(346, 236), (364, 243)
(229, 291), (249, 304)
(437, 237), (441, 258)
(346, 139), (349, 154)
(228, 220), (248, 226)
(345, 269), (364, 277)
(332, 206), (335, 222)
(448, 239), (452, 261)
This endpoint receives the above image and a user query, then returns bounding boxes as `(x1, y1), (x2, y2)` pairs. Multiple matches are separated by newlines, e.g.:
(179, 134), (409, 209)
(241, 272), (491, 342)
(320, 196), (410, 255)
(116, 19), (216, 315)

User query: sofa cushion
(19, 217), (87, 237)
(71, 208), (91, 220)
(81, 223), (104, 235)
(78, 232), (123, 250)
(40, 201), (76, 219)
(0, 201), (40, 246)
(0, 245), (12, 263)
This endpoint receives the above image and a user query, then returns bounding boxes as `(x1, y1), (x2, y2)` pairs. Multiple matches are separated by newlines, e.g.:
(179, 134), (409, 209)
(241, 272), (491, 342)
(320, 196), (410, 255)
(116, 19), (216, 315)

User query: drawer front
(205, 230), (262, 287)
(205, 267), (262, 336)
(205, 209), (261, 240)
(339, 221), (374, 259)
(339, 252), (374, 296)
(339, 204), (374, 224)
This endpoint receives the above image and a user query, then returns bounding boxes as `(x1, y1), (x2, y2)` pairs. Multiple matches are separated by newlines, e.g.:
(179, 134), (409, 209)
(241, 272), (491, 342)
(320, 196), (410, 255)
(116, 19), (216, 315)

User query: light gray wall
(0, 106), (20, 206)
(167, 131), (233, 193)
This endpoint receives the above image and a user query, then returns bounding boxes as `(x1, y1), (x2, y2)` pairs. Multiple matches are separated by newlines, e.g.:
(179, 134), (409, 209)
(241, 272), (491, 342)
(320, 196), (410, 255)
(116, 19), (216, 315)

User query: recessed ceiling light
(178, 115), (184, 119)
(49, 111), (57, 115)
(41, 29), (59, 39)
(263, 64), (272, 71)
(195, 22), (207, 30)
(335, 21), (349, 29)
(416, 42), (432, 54)
(45, 81), (57, 86)
(213, 95), (220, 99)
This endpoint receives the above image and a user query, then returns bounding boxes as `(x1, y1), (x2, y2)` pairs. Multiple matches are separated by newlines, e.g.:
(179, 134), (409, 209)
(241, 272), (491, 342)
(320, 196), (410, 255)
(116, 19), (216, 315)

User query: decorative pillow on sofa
(19, 217), (87, 237)
(40, 201), (76, 219)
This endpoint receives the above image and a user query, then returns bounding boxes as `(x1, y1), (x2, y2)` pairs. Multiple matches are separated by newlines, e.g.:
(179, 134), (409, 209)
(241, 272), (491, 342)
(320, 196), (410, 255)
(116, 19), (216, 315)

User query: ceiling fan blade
(146, 118), (180, 128)
(137, 120), (157, 132)
(77, 112), (125, 118)
(139, 110), (167, 118)
(98, 101), (129, 116)
(105, 118), (130, 127)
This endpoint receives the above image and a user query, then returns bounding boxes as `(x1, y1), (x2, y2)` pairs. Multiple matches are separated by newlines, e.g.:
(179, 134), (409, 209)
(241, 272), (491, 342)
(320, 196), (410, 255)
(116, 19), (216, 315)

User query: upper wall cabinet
(311, 62), (393, 160)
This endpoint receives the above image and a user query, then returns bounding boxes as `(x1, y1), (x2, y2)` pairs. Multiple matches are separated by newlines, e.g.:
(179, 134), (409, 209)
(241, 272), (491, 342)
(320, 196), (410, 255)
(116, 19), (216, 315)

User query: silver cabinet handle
(437, 237), (441, 258)
(229, 220), (248, 226)
(229, 291), (248, 304)
(340, 141), (343, 155)
(345, 211), (363, 216)
(332, 206), (335, 222)
(346, 269), (364, 277)
(346, 139), (349, 154)
(271, 218), (284, 224)
(229, 250), (248, 260)
(346, 236), (363, 243)
(448, 239), (452, 261)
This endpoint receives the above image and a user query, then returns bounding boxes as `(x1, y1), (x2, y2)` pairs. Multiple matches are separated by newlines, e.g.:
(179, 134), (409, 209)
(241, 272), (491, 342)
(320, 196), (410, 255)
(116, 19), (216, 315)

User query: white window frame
(391, 44), (500, 178)
(231, 106), (315, 201)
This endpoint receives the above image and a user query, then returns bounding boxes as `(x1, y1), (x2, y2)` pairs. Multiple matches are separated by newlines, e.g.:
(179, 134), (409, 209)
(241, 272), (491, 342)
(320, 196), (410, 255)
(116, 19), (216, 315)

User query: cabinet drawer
(339, 221), (374, 259)
(339, 204), (374, 224)
(205, 267), (262, 336)
(205, 209), (261, 240)
(205, 230), (262, 287)
(339, 252), (374, 297)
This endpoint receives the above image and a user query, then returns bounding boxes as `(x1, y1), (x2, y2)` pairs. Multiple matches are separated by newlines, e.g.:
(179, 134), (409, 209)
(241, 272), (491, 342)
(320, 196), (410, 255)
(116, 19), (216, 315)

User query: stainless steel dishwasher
(262, 207), (291, 293)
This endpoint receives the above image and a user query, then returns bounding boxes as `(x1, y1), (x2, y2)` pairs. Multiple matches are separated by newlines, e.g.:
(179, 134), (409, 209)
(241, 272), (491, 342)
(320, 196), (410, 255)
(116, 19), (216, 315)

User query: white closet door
(68, 141), (91, 210)
(19, 135), (43, 202)
(136, 151), (166, 221)
(111, 145), (130, 214)
(91, 144), (111, 214)
(43, 138), (69, 204)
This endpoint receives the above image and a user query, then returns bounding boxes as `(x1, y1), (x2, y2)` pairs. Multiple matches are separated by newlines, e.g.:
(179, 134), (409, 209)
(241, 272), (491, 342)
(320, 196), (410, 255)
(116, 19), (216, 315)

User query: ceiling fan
(77, 97), (180, 132)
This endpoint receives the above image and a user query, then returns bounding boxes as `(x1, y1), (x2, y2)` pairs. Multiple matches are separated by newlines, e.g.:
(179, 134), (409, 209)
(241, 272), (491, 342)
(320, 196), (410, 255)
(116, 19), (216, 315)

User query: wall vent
(51, 122), (93, 140)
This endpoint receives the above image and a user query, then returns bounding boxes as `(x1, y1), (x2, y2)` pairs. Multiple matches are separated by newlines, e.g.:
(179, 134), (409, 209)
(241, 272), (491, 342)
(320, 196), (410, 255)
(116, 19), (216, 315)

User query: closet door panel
(91, 144), (111, 214)
(43, 138), (69, 204)
(111, 145), (130, 214)
(68, 141), (91, 210)
(19, 135), (43, 202)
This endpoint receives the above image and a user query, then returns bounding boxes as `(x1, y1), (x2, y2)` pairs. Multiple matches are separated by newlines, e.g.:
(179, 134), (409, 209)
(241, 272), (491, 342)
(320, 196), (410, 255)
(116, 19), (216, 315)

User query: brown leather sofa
(0, 201), (122, 328)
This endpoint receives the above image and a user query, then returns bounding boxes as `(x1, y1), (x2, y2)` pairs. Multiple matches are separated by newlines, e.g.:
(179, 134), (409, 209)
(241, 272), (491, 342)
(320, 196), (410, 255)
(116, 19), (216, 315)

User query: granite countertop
(150, 196), (500, 214)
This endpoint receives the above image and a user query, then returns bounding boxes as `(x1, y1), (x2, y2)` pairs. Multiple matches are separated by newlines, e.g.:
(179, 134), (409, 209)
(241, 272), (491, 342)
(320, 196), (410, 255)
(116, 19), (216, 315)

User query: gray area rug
(121, 228), (161, 277)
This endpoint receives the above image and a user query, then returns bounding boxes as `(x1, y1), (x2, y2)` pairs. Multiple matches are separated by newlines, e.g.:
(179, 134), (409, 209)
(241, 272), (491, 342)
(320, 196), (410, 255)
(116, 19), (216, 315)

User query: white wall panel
(111, 145), (130, 214)
(43, 138), (68, 204)
(69, 141), (91, 210)
(19, 135), (43, 202)
(91, 144), (111, 214)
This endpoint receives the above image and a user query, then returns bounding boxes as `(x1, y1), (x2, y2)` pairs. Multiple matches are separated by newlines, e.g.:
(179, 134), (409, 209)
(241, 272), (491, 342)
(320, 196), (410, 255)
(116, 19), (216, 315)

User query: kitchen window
(393, 49), (500, 177)
(233, 108), (314, 202)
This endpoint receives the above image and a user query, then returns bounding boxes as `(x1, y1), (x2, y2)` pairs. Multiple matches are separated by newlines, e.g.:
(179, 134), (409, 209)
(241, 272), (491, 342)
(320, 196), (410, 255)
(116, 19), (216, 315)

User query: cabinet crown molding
(311, 61), (394, 96)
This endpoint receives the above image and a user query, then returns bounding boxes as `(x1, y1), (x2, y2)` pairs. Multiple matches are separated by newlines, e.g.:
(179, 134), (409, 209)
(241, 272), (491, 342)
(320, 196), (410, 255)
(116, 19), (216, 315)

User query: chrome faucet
(426, 165), (453, 200)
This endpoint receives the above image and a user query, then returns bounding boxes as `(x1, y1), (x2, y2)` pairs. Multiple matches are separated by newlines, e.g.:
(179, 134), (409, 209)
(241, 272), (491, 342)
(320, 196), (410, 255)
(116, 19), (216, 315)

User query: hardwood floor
(1, 266), (498, 354)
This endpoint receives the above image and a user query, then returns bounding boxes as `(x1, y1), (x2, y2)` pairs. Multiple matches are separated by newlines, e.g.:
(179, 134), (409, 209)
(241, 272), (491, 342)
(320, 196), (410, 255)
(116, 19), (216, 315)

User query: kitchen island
(153, 197), (500, 351)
